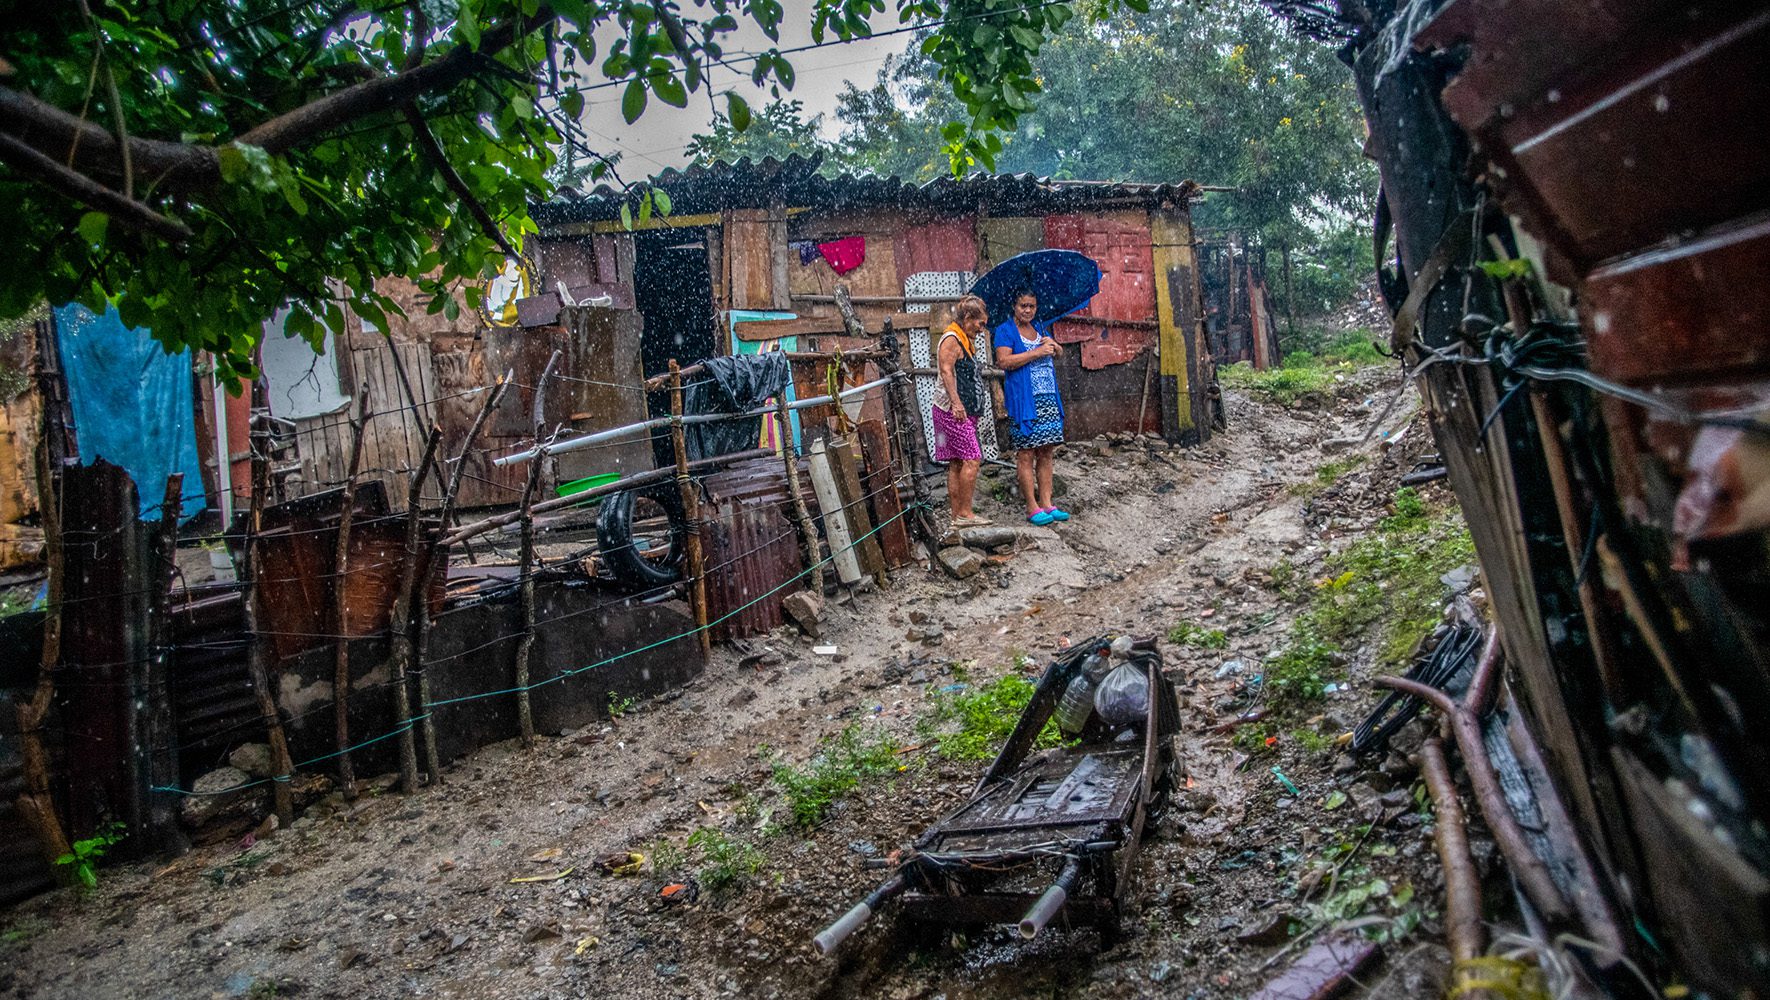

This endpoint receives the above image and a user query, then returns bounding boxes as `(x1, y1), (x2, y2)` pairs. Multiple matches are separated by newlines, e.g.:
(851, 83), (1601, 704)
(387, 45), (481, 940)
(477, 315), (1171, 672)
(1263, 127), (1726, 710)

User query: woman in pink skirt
(932, 294), (992, 527)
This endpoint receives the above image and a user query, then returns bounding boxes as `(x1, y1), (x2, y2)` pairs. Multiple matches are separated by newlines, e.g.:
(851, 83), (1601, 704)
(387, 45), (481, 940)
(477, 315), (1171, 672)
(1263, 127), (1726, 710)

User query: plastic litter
(1054, 651), (1107, 733)
(1093, 660), (1151, 729)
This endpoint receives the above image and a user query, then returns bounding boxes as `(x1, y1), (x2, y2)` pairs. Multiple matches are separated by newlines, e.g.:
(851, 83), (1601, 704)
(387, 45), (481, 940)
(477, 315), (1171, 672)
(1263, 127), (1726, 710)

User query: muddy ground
(2, 360), (1495, 1000)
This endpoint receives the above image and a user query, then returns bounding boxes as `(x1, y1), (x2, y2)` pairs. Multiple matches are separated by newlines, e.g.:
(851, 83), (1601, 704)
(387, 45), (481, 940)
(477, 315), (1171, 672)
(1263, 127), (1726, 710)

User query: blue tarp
(54, 304), (208, 520)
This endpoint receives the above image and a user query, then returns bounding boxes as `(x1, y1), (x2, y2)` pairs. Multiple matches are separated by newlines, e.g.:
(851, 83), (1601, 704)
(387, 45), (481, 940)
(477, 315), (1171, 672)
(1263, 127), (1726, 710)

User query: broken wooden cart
(814, 635), (1181, 954)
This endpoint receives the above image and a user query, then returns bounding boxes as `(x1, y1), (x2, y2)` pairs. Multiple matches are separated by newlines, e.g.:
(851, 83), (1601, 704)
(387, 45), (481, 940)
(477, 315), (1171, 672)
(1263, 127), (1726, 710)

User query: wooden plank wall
(288, 342), (440, 511)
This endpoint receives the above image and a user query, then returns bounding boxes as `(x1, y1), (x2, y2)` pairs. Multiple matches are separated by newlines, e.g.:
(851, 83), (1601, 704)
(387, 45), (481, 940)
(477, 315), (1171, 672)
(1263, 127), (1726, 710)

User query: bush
(926, 673), (1062, 761)
(772, 724), (901, 828)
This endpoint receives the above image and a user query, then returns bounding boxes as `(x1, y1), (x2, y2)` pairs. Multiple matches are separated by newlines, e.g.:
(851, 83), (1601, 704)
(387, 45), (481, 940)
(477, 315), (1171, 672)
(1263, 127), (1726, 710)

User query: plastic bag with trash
(1093, 658), (1151, 729)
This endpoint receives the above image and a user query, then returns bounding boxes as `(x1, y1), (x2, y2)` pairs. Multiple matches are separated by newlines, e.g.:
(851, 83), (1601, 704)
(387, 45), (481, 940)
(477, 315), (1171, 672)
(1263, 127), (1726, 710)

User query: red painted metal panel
(1582, 214), (1770, 386)
(1081, 329), (1153, 371)
(898, 218), (977, 278)
(1045, 214), (1157, 366)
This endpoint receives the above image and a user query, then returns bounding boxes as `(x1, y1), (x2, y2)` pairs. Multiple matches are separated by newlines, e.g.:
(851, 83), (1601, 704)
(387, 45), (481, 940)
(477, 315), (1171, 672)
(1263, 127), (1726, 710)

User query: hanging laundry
(790, 240), (822, 266)
(817, 236), (866, 275)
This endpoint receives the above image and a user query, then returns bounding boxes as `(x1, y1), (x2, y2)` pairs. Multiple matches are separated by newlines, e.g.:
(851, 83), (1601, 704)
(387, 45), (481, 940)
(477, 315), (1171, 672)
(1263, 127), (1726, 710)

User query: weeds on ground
(607, 692), (637, 718)
(0, 917), (48, 947)
(1266, 559), (1309, 603)
(772, 723), (901, 828)
(1168, 621), (1229, 649)
(1284, 327), (1388, 367)
(1232, 721), (1275, 754)
(1290, 727), (1336, 753)
(1266, 489), (1475, 706)
(55, 821), (125, 891)
(1289, 455), (1368, 497)
(925, 673), (1062, 761)
(1217, 361), (1334, 406)
(685, 828), (767, 893)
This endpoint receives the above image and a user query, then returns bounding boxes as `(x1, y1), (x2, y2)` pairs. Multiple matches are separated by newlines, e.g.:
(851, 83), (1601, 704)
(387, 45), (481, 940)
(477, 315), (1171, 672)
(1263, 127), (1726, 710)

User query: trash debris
(510, 867), (575, 884)
(1271, 767), (1301, 796)
(594, 852), (645, 876)
(812, 645), (840, 656)
(660, 881), (699, 905)
(812, 634), (1180, 955)
(573, 935), (599, 956)
(1248, 934), (1379, 1000)
(527, 847), (564, 863)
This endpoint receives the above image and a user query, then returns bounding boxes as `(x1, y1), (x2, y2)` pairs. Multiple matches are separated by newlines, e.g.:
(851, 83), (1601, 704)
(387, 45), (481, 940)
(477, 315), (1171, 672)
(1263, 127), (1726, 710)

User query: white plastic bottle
(1055, 652), (1108, 734)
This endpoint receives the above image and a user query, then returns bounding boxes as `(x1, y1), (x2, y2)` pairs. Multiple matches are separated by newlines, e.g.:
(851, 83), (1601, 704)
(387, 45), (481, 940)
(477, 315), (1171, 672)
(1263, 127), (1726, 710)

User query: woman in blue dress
(993, 288), (1070, 526)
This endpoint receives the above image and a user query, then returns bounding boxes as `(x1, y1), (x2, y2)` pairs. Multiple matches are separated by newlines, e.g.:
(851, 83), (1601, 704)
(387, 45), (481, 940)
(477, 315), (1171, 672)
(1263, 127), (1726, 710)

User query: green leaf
(76, 211), (109, 246)
(1323, 790), (1348, 811)
(619, 201), (634, 230)
(456, 8), (481, 48)
(217, 144), (247, 183)
(560, 91), (585, 120)
(54, 853), (75, 866)
(727, 93), (752, 132)
(1124, 0), (1150, 11)
(653, 72), (688, 108)
(621, 78), (647, 123)
(638, 192), (653, 225)
(774, 55), (795, 90)
(654, 189), (672, 216)
(1477, 258), (1532, 280)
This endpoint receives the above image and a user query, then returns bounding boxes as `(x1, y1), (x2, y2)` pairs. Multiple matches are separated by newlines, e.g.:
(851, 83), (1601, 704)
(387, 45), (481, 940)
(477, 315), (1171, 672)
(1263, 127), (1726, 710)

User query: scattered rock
(957, 526), (1025, 550)
(523, 924), (562, 944)
(936, 546), (983, 579)
(179, 766), (257, 828)
(228, 743), (275, 780)
(1236, 911), (1294, 946)
(1319, 436), (1359, 454)
(781, 591), (823, 639)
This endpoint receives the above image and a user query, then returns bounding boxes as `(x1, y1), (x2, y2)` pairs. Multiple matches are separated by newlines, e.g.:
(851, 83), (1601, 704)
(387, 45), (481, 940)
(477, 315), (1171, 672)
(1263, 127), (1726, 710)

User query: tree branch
(0, 85), (217, 186)
(0, 6), (555, 193)
(401, 104), (521, 260)
(0, 132), (192, 241)
(236, 7), (553, 155)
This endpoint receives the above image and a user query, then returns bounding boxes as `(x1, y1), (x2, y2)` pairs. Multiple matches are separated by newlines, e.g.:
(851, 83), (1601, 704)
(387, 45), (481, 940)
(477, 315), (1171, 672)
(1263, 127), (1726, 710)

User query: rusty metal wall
(699, 457), (811, 641)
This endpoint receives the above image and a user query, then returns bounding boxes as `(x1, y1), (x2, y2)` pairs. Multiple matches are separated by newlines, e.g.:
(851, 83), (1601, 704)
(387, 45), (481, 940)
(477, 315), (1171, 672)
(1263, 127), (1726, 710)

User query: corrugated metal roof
(533, 154), (1200, 229)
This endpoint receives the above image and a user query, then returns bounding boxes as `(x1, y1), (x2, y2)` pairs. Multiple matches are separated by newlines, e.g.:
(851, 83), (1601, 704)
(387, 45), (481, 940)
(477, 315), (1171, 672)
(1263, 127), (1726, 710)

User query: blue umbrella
(968, 249), (1103, 327)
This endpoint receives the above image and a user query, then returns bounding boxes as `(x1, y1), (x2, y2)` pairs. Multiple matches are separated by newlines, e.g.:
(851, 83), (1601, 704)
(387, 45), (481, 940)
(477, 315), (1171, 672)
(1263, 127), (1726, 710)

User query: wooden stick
(513, 442), (546, 747)
(413, 369), (514, 780)
(331, 386), (371, 799)
(1137, 348), (1157, 435)
(874, 322), (938, 544)
(669, 360), (711, 656)
(777, 396), (823, 594)
(440, 448), (772, 547)
(243, 383), (296, 825)
(1419, 735), (1485, 983)
(15, 433), (72, 866)
(144, 473), (187, 854)
(387, 425), (443, 792)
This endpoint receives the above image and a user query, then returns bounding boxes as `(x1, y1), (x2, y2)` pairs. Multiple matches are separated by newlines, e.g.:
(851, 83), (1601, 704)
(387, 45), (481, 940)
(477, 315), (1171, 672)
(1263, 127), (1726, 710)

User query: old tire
(596, 485), (686, 588)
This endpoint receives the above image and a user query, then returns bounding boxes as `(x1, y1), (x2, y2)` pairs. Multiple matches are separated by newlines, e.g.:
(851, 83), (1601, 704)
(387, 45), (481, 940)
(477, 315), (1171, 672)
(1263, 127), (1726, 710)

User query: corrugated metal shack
(524, 155), (1218, 446)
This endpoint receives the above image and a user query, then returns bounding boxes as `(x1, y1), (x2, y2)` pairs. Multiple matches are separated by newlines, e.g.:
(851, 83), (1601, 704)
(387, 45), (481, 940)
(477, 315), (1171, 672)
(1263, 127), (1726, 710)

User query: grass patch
(1284, 326), (1388, 368)
(1290, 455), (1368, 497)
(1168, 620), (1229, 649)
(925, 673), (1061, 761)
(1267, 491), (1475, 706)
(772, 723), (901, 828)
(1218, 360), (1334, 406)
(685, 828), (766, 893)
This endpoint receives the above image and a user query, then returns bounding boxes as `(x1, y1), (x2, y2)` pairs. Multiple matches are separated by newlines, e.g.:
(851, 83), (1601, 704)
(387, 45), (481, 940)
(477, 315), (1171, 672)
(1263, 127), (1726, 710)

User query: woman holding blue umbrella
(994, 288), (1070, 526)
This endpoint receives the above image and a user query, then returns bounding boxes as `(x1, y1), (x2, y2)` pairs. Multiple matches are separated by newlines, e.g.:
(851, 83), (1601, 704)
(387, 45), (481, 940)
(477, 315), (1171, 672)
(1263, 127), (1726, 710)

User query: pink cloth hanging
(816, 236), (866, 275)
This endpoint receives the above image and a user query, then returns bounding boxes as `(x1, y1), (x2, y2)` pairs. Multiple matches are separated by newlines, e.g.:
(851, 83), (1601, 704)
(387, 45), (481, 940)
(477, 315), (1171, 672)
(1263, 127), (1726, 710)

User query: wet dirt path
(2, 366), (1458, 1000)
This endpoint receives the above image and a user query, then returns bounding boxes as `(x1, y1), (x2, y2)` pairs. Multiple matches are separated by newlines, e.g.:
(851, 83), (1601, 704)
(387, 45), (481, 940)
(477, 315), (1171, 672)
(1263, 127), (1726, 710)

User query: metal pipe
(1018, 857), (1084, 940)
(494, 376), (897, 467)
(813, 875), (906, 956)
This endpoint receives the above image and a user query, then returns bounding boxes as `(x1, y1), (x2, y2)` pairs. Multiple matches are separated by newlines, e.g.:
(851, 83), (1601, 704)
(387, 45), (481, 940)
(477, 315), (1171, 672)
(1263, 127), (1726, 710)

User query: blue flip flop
(1045, 508), (1071, 522)
(1028, 510), (1056, 526)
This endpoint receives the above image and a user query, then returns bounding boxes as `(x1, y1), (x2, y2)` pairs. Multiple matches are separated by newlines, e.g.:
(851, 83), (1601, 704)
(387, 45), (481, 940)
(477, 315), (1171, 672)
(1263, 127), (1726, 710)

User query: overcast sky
(577, 10), (905, 173)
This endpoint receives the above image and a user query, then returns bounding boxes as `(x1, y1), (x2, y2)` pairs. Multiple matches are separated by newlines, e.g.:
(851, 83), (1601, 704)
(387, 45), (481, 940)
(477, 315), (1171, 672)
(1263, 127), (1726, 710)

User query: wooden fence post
(243, 382), (295, 826)
(331, 385), (371, 799)
(142, 473), (187, 855)
(14, 435), (71, 867)
(386, 426), (443, 793)
(668, 360), (711, 655)
(776, 396), (823, 594)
